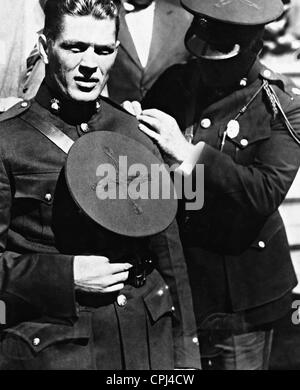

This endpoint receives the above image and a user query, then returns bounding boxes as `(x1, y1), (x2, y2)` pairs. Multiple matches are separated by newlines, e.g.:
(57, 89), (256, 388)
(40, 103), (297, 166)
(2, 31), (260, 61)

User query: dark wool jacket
(143, 60), (300, 331)
(0, 82), (200, 370)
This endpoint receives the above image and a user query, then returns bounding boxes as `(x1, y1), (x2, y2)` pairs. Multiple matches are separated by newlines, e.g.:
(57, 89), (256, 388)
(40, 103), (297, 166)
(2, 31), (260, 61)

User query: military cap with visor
(65, 131), (177, 238)
(181, 0), (284, 60)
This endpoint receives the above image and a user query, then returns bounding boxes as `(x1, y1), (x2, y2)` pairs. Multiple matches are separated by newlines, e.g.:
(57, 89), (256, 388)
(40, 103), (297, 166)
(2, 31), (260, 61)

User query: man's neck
(39, 80), (101, 125)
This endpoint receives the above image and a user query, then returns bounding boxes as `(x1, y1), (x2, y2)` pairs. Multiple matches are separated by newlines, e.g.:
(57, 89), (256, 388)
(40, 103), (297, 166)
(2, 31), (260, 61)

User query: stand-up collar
(35, 81), (102, 126)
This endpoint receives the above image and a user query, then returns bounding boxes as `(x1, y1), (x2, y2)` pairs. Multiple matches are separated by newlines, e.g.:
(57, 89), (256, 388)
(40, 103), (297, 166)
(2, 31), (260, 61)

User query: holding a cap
(136, 0), (300, 370)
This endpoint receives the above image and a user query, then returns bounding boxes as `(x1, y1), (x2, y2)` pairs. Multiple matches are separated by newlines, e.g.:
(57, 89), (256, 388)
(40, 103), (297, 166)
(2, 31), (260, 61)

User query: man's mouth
(74, 77), (100, 89)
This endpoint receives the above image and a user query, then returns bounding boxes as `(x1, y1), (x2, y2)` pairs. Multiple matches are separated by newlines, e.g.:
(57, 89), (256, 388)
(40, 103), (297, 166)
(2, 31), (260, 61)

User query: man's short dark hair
(44, 0), (121, 40)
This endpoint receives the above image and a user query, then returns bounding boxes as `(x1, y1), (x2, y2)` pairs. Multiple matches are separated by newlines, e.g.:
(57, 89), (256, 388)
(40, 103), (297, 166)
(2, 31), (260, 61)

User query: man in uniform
(0, 0), (200, 370)
(135, 0), (300, 370)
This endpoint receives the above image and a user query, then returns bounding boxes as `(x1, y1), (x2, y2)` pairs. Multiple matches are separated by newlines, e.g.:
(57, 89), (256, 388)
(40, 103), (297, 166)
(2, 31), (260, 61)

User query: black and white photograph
(0, 0), (300, 375)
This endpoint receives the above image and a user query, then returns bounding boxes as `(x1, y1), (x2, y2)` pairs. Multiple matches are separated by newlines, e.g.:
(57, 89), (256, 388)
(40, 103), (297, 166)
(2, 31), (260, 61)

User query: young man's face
(43, 14), (119, 102)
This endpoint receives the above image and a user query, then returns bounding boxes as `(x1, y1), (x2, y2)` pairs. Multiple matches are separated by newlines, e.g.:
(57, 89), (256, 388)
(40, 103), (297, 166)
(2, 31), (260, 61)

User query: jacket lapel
(118, 6), (142, 69)
(145, 0), (175, 73)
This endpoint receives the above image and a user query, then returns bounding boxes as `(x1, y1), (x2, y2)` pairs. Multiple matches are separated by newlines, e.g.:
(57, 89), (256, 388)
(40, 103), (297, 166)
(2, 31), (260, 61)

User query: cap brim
(185, 33), (241, 59)
(181, 0), (283, 26)
(65, 131), (178, 237)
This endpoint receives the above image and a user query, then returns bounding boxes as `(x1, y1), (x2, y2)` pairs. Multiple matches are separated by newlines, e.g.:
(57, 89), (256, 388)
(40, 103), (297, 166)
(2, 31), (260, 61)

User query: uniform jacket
(143, 60), (300, 329)
(0, 82), (200, 370)
(107, 0), (192, 103)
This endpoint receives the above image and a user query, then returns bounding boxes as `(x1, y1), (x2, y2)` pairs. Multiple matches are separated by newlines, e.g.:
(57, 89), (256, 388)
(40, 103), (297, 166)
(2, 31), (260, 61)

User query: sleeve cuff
(5, 253), (77, 322)
(176, 142), (205, 176)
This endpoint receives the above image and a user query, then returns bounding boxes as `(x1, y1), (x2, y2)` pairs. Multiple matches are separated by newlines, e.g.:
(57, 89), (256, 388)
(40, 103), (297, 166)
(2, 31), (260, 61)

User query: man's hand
(137, 109), (196, 162)
(73, 255), (132, 293)
(122, 100), (143, 116)
(0, 97), (23, 113)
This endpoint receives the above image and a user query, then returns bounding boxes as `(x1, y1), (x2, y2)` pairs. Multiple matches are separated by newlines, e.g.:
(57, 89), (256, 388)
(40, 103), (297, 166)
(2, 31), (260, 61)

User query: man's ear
(38, 34), (50, 65)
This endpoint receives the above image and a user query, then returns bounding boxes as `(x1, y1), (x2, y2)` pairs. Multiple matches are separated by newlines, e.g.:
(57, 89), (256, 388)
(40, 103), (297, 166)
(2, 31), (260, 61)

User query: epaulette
(0, 100), (31, 123)
(259, 67), (300, 99)
(260, 67), (300, 145)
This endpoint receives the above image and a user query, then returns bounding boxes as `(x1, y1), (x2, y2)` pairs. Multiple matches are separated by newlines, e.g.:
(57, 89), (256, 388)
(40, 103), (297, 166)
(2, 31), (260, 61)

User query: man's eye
(70, 47), (83, 53)
(95, 48), (115, 55)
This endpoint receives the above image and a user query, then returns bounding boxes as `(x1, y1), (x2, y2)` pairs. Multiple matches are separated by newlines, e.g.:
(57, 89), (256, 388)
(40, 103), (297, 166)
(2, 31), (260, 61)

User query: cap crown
(181, 0), (283, 26)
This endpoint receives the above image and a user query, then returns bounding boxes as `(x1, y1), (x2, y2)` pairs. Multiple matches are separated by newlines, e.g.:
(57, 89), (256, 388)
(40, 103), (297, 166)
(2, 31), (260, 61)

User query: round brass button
(157, 289), (164, 297)
(200, 118), (211, 129)
(263, 69), (272, 78)
(240, 138), (249, 147)
(21, 101), (28, 108)
(117, 294), (127, 307)
(80, 123), (89, 133)
(32, 338), (41, 346)
(45, 193), (52, 202)
(258, 241), (266, 249)
(239, 78), (247, 88)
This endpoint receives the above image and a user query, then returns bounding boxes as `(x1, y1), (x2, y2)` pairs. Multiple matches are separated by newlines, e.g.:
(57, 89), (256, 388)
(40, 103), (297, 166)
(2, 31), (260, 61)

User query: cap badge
(215, 0), (260, 10)
(50, 98), (61, 113)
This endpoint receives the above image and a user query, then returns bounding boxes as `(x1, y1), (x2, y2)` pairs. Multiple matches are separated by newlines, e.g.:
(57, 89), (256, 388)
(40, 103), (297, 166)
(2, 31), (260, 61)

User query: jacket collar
(35, 81), (101, 125)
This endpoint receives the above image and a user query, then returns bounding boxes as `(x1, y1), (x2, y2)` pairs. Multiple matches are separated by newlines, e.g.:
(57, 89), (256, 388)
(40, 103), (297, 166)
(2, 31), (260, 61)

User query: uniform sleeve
(196, 99), (300, 217)
(144, 68), (300, 253)
(145, 67), (300, 218)
(148, 219), (201, 369)
(0, 155), (77, 327)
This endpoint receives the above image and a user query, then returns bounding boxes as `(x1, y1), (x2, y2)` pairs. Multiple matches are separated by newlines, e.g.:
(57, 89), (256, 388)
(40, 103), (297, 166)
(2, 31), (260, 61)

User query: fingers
(74, 270), (129, 293)
(110, 262), (132, 274)
(106, 271), (130, 285)
(76, 283), (125, 294)
(137, 113), (160, 130)
(132, 101), (142, 115)
(138, 123), (160, 141)
(140, 108), (164, 118)
(122, 100), (136, 115)
(91, 255), (110, 263)
(102, 283), (125, 293)
(122, 100), (142, 116)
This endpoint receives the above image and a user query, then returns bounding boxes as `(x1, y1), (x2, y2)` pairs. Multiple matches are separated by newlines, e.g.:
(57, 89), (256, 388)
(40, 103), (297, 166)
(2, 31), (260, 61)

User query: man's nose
(80, 47), (98, 71)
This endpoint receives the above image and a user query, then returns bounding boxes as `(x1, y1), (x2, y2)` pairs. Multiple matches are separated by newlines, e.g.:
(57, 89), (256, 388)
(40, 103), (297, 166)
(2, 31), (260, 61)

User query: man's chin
(69, 89), (101, 103)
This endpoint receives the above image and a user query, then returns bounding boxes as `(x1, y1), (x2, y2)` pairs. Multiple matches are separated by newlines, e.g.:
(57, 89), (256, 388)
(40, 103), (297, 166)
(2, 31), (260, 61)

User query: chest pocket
(12, 172), (60, 244)
(218, 114), (272, 165)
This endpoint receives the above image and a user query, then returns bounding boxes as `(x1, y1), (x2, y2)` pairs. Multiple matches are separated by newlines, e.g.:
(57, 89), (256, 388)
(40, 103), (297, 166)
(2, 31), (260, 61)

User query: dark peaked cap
(65, 131), (177, 238)
(181, 0), (284, 26)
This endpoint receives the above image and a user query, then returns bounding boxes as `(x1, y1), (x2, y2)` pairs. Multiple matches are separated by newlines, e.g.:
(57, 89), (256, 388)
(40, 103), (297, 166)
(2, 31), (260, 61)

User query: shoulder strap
(265, 81), (300, 146)
(21, 105), (74, 154)
(0, 100), (31, 122)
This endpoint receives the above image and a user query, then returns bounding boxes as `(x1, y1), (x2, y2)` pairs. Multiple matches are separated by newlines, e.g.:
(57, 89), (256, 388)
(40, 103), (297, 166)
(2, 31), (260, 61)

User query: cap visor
(186, 34), (241, 60)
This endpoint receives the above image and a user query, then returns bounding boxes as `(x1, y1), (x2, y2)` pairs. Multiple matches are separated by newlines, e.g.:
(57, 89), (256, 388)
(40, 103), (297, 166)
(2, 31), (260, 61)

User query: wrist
(176, 141), (205, 175)
(176, 142), (198, 163)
